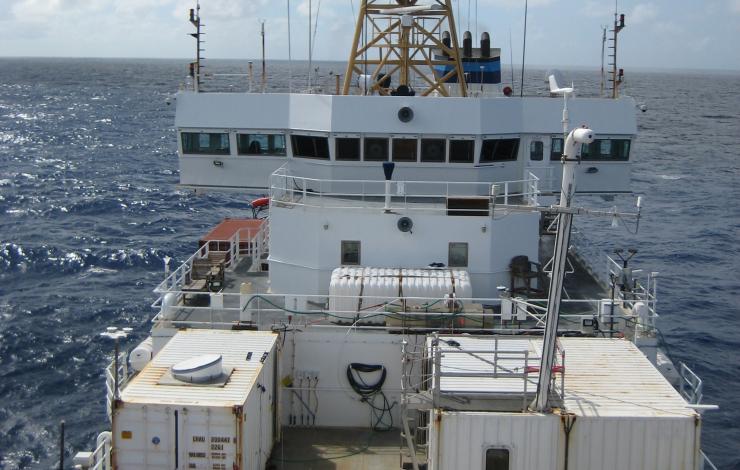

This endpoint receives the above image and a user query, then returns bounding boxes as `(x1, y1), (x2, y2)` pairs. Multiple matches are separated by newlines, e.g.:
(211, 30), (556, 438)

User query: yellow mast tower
(342, 0), (467, 97)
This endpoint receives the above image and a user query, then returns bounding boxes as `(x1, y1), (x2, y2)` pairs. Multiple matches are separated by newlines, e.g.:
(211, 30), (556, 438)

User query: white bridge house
(175, 93), (637, 194)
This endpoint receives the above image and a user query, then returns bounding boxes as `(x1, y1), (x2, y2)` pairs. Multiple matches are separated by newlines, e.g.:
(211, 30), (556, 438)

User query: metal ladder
(400, 338), (431, 470)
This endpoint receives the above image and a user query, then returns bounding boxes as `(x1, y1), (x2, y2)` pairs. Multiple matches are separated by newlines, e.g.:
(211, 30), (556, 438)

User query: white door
(523, 136), (557, 194)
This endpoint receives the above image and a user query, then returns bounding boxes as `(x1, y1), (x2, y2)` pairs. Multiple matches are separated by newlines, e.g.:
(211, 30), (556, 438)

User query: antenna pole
(609, 6), (626, 98)
(188, 2), (202, 93)
(520, 0), (528, 97)
(600, 26), (607, 97)
(535, 126), (595, 412)
(509, 28), (515, 91)
(261, 20), (266, 93)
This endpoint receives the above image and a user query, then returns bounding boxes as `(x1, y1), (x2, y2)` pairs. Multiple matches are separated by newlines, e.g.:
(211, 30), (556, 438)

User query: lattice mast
(342, 0), (467, 97)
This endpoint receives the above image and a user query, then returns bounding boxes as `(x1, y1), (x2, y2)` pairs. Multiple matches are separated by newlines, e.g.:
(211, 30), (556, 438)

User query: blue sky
(1, 0), (739, 70)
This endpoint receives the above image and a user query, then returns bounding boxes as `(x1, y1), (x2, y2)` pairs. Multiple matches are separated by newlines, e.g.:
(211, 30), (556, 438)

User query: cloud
(480, 0), (554, 7)
(581, 0), (615, 18)
(731, 0), (740, 13)
(630, 3), (659, 25)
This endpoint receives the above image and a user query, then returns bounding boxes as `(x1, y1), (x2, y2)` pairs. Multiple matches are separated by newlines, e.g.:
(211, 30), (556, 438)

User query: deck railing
(700, 451), (718, 470)
(154, 224), (265, 294)
(150, 290), (658, 337)
(269, 166), (540, 212)
(104, 352), (128, 423)
(678, 362), (704, 405)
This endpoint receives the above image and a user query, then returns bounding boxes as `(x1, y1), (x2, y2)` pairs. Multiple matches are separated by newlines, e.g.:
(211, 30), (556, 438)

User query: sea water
(0, 58), (738, 469)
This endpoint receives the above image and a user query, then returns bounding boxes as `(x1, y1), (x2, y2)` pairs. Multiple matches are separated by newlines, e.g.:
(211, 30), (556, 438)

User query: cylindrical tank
(463, 31), (473, 57)
(129, 337), (154, 372)
(480, 32), (491, 57)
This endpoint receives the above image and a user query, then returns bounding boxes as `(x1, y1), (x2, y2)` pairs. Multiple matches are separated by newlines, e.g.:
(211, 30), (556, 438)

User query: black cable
(346, 363), (395, 431)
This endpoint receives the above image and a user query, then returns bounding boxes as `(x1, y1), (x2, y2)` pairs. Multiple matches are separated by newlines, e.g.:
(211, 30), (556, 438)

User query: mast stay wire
(312, 0), (323, 61)
(475, 0), (478, 39)
(310, 0), (323, 90)
(467, 0), (471, 32)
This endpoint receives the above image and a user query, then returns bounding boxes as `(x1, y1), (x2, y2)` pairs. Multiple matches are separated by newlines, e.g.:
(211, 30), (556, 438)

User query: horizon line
(1, 55), (739, 74)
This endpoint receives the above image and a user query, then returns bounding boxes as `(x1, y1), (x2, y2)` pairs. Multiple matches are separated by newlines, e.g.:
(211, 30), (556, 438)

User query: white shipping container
(427, 337), (701, 470)
(113, 330), (278, 470)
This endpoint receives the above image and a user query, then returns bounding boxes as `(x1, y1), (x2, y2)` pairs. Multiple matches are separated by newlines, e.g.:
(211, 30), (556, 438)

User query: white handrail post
(504, 181), (509, 205)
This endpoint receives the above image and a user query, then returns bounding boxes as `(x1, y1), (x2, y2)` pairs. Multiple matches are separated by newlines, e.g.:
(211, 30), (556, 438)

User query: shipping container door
(180, 407), (238, 470)
(114, 405), (173, 470)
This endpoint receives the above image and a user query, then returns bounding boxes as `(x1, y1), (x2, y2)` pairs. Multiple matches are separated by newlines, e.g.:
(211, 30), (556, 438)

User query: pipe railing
(679, 362), (704, 405)
(700, 451), (718, 470)
(104, 352), (128, 423)
(270, 167), (540, 212)
(150, 292), (658, 335)
(154, 225), (265, 294)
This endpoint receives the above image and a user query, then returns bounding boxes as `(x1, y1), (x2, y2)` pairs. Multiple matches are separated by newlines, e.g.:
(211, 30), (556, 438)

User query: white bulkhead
(269, 201), (539, 301)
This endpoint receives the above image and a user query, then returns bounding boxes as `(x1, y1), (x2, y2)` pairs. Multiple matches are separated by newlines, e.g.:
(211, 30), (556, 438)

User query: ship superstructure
(73, 2), (717, 469)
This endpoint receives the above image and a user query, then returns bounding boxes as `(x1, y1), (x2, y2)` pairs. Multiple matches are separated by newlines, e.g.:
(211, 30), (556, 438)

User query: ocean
(0, 58), (738, 469)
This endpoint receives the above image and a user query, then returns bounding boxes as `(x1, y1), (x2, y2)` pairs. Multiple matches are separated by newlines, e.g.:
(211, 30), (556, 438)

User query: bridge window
(341, 241), (361, 265)
(181, 132), (230, 155)
(449, 139), (474, 163)
(335, 137), (361, 161)
(237, 134), (286, 156)
(581, 138), (631, 161)
(364, 137), (389, 161)
(550, 137), (563, 161)
(481, 138), (519, 163)
(392, 138), (418, 162)
(291, 135), (330, 159)
(421, 138), (446, 162)
(530, 141), (544, 161)
(448, 242), (468, 268)
(485, 448), (510, 470)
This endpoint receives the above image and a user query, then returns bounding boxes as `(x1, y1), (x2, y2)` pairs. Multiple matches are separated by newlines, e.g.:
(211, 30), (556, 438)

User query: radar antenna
(342, 0), (467, 97)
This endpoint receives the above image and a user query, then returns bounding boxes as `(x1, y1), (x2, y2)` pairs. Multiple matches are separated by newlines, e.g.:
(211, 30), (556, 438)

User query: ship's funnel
(481, 32), (491, 57)
(463, 31), (473, 57)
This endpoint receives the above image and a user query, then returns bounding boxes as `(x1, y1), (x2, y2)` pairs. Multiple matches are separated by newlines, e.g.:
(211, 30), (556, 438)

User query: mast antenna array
(188, 2), (204, 92)
(608, 9), (626, 98)
(342, 0), (468, 97)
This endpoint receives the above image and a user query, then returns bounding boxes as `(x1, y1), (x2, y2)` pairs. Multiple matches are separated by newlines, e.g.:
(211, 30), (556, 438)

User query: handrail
(154, 226), (262, 294)
(700, 451), (718, 470)
(150, 290), (659, 342)
(270, 166), (541, 211)
(105, 352), (128, 422)
(679, 362), (703, 405)
(90, 436), (112, 470)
